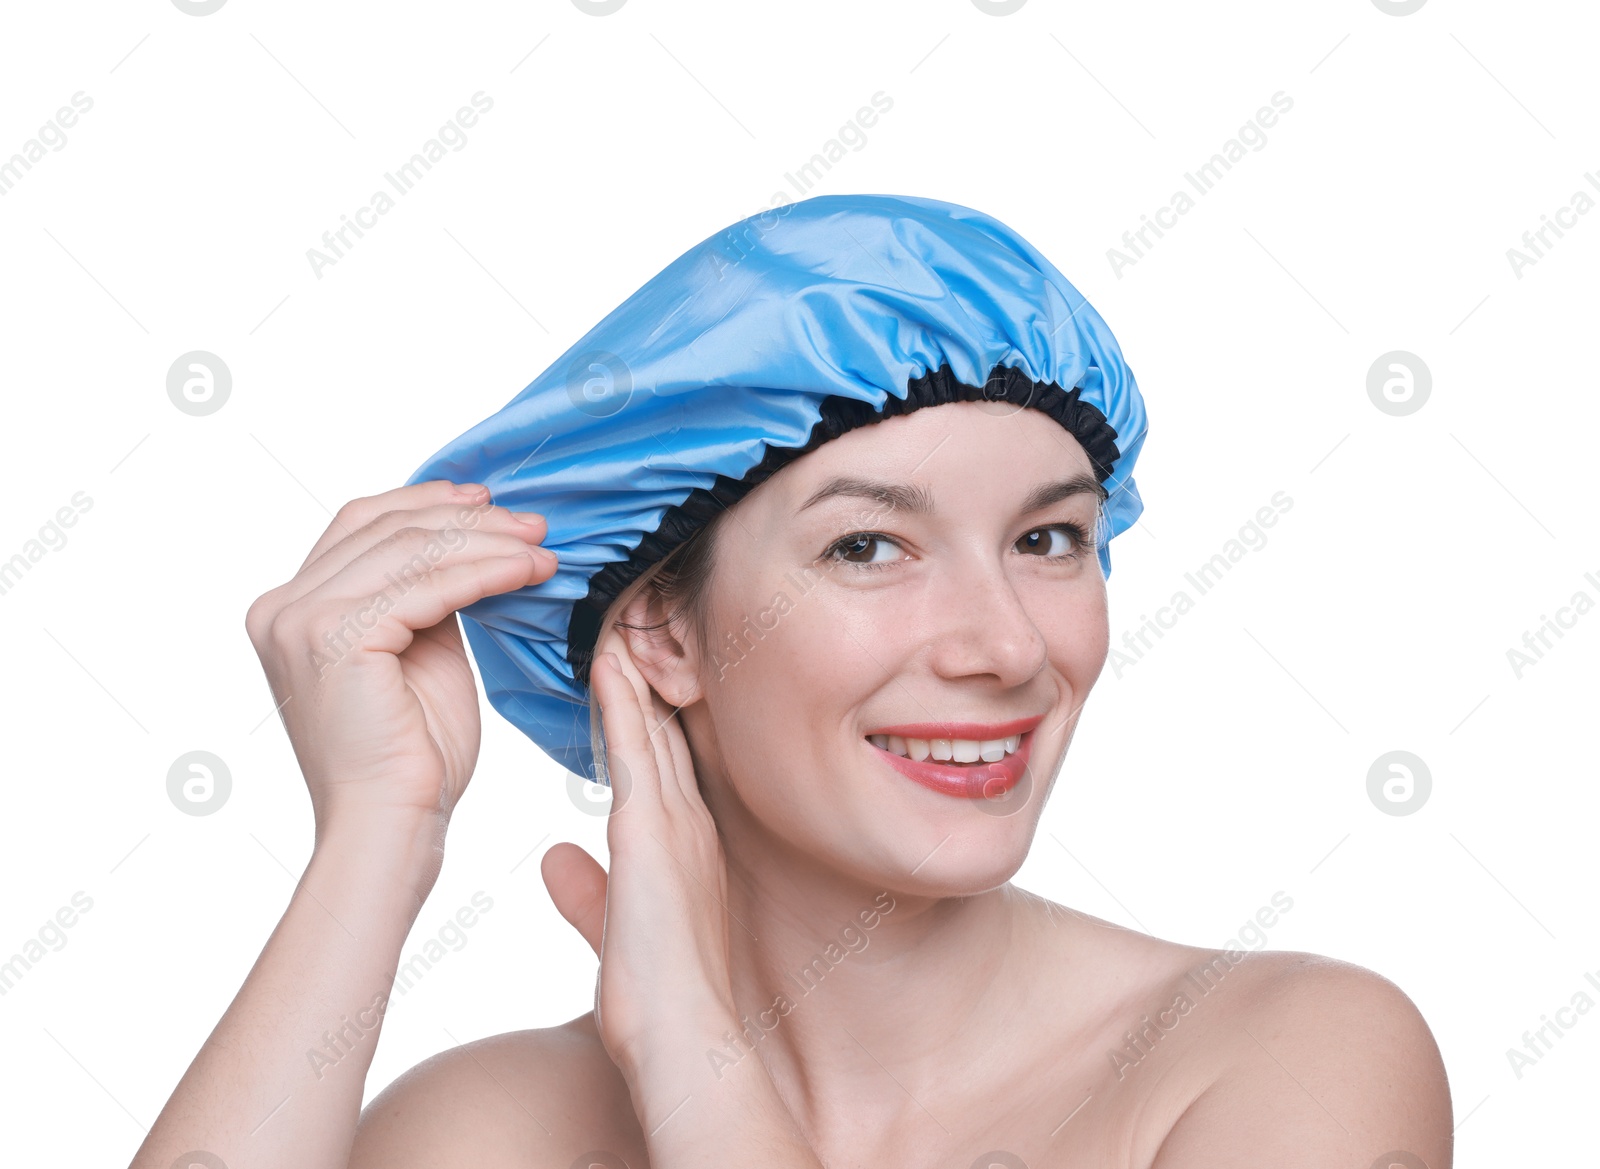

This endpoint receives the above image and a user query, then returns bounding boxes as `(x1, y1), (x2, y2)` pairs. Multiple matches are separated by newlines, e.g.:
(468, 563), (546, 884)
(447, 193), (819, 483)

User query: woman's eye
(1017, 526), (1083, 558)
(829, 533), (902, 567)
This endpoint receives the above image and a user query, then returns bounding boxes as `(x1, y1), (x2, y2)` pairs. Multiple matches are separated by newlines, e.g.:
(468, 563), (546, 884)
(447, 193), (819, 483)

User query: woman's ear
(601, 583), (705, 712)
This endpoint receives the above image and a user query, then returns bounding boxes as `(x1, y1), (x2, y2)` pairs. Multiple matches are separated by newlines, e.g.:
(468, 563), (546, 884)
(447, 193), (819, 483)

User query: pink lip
(864, 714), (1044, 740)
(867, 728), (1036, 800)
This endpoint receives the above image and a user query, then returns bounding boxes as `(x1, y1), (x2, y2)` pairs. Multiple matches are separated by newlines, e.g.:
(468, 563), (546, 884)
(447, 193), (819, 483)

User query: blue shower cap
(404, 193), (1147, 781)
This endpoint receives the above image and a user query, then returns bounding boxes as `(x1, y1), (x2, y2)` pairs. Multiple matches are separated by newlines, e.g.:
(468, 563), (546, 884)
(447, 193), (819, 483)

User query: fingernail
(511, 510), (545, 525)
(533, 547), (558, 566)
(456, 482), (487, 497)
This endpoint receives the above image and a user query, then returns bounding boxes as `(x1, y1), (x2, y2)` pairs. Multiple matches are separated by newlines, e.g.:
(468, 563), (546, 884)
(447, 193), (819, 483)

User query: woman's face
(649, 400), (1111, 894)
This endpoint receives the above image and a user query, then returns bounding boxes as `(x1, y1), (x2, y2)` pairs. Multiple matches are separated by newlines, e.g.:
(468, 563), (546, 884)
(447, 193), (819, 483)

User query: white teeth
(867, 733), (1022, 762)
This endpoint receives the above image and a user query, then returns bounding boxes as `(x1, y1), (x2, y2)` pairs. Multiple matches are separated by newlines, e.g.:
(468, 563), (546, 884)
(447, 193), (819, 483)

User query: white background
(1, 0), (1595, 1165)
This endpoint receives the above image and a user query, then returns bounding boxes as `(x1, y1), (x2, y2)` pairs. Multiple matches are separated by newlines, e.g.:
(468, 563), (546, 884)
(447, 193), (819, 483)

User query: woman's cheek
(801, 583), (909, 671)
(1040, 584), (1110, 686)
(1082, 599), (1112, 686)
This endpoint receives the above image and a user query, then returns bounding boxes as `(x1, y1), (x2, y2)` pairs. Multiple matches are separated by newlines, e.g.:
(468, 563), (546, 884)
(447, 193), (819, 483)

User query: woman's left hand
(540, 632), (740, 1079)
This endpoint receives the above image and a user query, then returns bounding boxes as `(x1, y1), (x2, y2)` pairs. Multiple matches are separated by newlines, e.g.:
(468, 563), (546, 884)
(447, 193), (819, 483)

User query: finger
(590, 650), (665, 824)
(651, 686), (702, 809)
(298, 480), (491, 572)
(601, 624), (699, 809)
(270, 534), (556, 662)
(594, 629), (686, 807)
(283, 501), (548, 605)
(290, 522), (553, 609)
(541, 842), (608, 958)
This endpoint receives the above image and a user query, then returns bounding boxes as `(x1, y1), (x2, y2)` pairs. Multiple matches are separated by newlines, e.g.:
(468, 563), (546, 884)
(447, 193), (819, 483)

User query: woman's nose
(920, 554), (1049, 687)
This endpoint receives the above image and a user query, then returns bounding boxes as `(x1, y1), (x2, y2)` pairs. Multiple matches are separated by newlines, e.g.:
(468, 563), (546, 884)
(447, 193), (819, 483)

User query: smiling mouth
(863, 732), (1023, 765)
(863, 729), (1035, 799)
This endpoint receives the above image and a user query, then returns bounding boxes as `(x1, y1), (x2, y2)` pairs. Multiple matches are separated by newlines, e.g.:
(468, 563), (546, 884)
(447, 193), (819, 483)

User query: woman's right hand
(244, 479), (557, 849)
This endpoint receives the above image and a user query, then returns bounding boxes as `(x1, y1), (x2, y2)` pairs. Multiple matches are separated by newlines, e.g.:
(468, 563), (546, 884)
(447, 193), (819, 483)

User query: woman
(131, 195), (1452, 1169)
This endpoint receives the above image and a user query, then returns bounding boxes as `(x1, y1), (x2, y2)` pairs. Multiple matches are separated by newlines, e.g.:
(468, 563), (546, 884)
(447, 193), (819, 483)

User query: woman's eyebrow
(795, 473), (1106, 517)
(1017, 472), (1109, 511)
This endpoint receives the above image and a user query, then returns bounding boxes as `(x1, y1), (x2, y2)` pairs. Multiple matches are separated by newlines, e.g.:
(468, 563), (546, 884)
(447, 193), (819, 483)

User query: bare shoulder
(1147, 949), (1454, 1169)
(349, 1012), (647, 1169)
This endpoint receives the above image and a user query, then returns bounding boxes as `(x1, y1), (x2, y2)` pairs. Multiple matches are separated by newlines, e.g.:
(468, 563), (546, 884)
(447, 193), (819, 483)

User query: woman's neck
(715, 827), (1039, 1142)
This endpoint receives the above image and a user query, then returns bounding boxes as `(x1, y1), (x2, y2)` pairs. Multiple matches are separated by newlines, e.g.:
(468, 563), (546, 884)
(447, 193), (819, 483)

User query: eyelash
(822, 523), (1098, 573)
